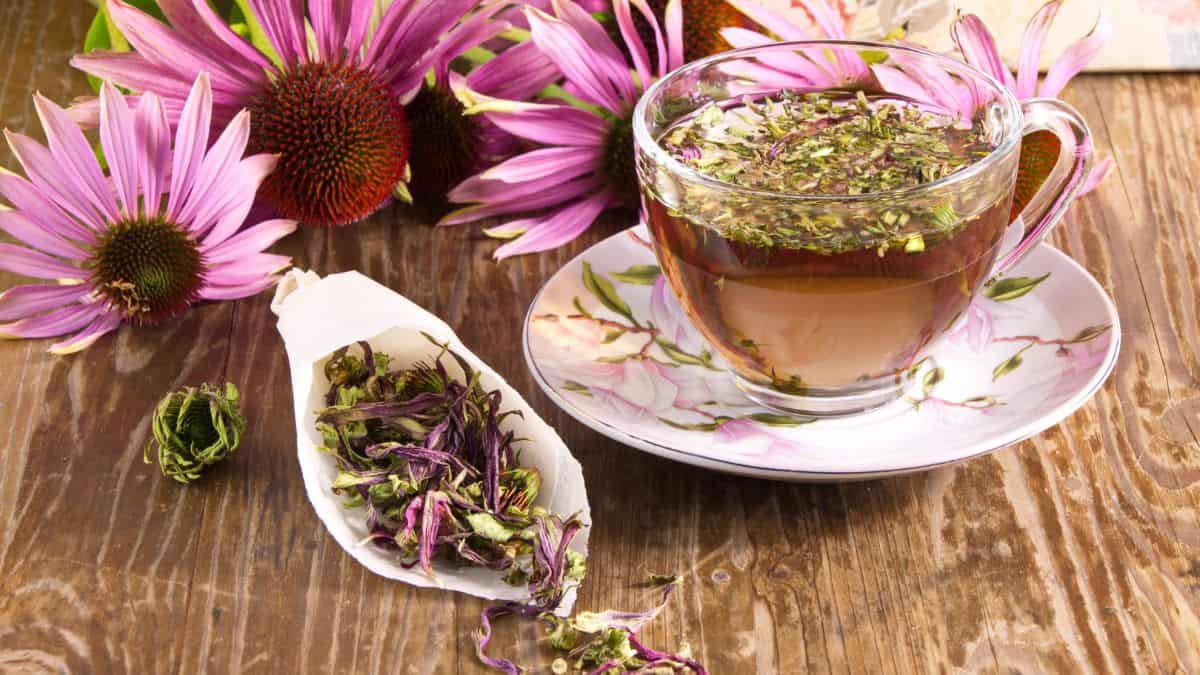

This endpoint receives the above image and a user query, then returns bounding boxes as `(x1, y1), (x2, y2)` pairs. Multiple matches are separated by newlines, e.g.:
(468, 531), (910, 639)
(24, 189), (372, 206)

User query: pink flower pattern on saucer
(524, 226), (1119, 481)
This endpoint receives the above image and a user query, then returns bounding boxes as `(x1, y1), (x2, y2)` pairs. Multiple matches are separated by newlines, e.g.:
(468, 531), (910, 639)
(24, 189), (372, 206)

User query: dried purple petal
(627, 634), (706, 675)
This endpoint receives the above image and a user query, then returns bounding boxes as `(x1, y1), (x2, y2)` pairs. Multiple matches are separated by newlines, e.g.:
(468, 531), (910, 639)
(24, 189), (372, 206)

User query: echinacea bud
(145, 383), (246, 484)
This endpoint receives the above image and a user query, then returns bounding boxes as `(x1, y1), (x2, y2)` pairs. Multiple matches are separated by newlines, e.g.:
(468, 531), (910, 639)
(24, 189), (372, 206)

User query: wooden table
(2, 2), (1198, 673)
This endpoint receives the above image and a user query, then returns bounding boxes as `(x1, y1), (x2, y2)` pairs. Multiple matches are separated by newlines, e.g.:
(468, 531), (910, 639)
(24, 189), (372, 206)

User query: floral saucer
(523, 226), (1120, 481)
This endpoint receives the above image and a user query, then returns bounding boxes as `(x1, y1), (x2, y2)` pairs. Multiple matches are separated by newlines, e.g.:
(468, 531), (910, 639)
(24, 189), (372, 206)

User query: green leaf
(922, 367), (945, 395)
(992, 346), (1031, 381)
(602, 329), (624, 344)
(1068, 324), (1111, 344)
(746, 413), (815, 427)
(962, 395), (1001, 408)
(83, 10), (113, 93)
(906, 356), (931, 380)
(656, 339), (708, 368)
(561, 380), (592, 397)
(465, 512), (519, 543)
(571, 296), (593, 319)
(582, 262), (635, 323)
(659, 417), (725, 432)
(611, 264), (662, 285)
(984, 273), (1050, 301)
(460, 45), (497, 66)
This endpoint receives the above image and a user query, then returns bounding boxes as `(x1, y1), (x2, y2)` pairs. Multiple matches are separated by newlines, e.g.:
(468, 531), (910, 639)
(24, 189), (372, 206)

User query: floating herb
(664, 91), (988, 196)
(145, 383), (245, 484)
(655, 90), (996, 255)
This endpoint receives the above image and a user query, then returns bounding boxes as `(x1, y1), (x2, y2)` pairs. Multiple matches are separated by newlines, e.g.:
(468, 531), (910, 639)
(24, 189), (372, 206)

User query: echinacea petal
(5, 131), (107, 232)
(478, 146), (599, 184)
(99, 82), (140, 219)
(1078, 157), (1113, 196)
(872, 64), (925, 97)
(614, 0), (656, 87)
(714, 52), (823, 90)
(166, 73), (213, 221)
(526, 6), (627, 112)
(244, 0), (308, 67)
(0, 283), (91, 321)
(0, 171), (96, 244)
(1016, 1), (1061, 99)
(309, 0), (341, 62)
(198, 275), (280, 301)
(0, 211), (87, 260)
(482, 217), (537, 239)
(106, 0), (263, 90)
(487, 109), (604, 147)
(197, 153), (279, 245)
(450, 161), (598, 205)
(551, 0), (635, 74)
(0, 301), (104, 339)
(460, 90), (609, 146)
(48, 310), (122, 355)
(466, 42), (560, 102)
(485, 107), (609, 147)
(135, 91), (171, 218)
(795, 0), (850, 39)
(0, 243), (85, 280)
(440, 174), (604, 225)
(205, 253), (292, 285)
(430, 2), (511, 83)
(362, 0), (420, 69)
(629, 0), (671, 80)
(951, 13), (1017, 91)
(175, 109), (252, 227)
(33, 94), (121, 224)
(369, 0), (475, 89)
(494, 191), (612, 259)
(1038, 10), (1111, 98)
(157, 0), (274, 76)
(71, 52), (197, 106)
(721, 28), (838, 84)
(891, 51), (976, 121)
(663, 0), (683, 74)
(201, 218), (296, 263)
(725, 0), (811, 41)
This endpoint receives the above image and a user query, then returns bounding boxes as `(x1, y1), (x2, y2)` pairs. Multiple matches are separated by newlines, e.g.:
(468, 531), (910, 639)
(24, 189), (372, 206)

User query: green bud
(144, 383), (246, 485)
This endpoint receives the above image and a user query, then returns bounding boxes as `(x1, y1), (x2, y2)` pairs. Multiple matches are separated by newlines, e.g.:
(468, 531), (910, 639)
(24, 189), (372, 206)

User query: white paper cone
(272, 269), (590, 610)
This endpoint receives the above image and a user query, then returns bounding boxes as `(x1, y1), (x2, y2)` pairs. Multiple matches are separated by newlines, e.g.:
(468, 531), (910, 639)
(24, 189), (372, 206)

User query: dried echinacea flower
(478, 574), (708, 674)
(317, 340), (587, 580)
(145, 383), (246, 484)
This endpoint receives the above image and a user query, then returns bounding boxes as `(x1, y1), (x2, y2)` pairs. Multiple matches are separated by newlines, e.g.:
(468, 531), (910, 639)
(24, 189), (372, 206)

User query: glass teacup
(633, 41), (1094, 417)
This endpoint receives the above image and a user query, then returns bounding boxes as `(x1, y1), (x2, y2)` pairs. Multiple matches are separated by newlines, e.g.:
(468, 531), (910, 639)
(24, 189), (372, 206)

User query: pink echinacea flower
(0, 75), (295, 353)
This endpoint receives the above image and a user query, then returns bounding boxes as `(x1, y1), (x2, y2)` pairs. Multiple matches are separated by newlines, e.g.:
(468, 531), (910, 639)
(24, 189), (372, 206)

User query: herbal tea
(647, 91), (1011, 392)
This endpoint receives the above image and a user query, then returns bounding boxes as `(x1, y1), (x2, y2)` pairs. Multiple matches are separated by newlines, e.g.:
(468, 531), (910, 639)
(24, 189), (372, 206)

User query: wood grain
(0, 2), (1197, 673)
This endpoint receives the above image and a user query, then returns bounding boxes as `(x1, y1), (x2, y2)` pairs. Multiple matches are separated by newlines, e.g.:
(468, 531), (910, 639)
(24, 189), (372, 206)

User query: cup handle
(992, 98), (1095, 274)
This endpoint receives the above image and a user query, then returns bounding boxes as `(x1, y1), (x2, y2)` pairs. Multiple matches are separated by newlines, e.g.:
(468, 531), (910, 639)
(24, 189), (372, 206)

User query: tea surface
(662, 90), (992, 197)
